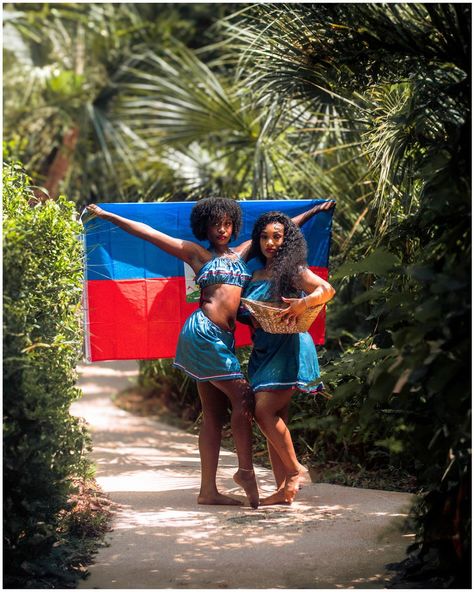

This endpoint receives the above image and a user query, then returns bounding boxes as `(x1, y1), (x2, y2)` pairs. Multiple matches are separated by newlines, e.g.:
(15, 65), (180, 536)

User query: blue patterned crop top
(195, 253), (251, 289)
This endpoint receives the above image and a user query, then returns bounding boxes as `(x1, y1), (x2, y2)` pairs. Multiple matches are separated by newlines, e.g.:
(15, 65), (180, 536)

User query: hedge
(3, 160), (90, 586)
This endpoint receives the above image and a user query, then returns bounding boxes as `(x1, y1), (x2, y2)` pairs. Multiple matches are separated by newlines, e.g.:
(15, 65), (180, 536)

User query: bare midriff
(200, 283), (243, 332)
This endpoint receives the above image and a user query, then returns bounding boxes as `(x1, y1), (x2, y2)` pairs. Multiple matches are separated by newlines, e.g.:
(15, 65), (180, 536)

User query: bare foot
(198, 492), (243, 506)
(260, 488), (291, 506)
(284, 472), (300, 504)
(297, 463), (310, 489)
(233, 468), (259, 509)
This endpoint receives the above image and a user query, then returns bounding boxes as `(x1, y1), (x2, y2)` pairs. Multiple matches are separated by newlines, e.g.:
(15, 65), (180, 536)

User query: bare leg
(263, 441), (289, 506)
(196, 382), (242, 506)
(211, 378), (259, 509)
(255, 390), (300, 505)
(267, 404), (309, 490)
(267, 403), (290, 489)
(267, 439), (286, 490)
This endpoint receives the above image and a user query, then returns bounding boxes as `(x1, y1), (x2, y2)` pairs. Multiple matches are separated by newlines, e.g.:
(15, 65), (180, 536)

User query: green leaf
(47, 71), (85, 96)
(375, 437), (404, 454)
(333, 249), (401, 279)
(407, 264), (436, 282)
(331, 380), (363, 402)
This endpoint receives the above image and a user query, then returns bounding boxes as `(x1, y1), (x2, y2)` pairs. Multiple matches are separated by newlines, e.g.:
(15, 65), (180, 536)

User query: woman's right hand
(86, 204), (107, 218)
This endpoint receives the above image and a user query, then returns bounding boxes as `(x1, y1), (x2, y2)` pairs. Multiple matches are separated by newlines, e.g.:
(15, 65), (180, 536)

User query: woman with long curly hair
(242, 212), (335, 505)
(86, 199), (333, 509)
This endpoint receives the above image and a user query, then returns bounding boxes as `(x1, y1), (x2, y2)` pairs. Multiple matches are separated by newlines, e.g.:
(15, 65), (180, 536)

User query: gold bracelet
(303, 296), (309, 308)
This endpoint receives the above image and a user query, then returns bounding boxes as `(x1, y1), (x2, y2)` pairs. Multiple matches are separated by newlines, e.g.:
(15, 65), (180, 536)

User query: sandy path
(71, 360), (414, 589)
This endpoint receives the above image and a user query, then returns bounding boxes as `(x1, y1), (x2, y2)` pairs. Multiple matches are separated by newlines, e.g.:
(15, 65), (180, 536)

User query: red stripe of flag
(85, 266), (328, 361)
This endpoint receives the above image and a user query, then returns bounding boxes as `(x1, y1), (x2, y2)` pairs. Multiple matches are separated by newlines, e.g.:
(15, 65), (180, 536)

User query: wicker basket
(241, 298), (324, 334)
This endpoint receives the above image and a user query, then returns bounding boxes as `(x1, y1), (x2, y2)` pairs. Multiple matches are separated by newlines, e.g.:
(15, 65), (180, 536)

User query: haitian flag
(82, 200), (334, 362)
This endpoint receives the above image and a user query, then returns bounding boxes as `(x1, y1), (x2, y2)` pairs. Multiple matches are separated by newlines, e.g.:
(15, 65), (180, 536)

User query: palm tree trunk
(41, 126), (79, 199)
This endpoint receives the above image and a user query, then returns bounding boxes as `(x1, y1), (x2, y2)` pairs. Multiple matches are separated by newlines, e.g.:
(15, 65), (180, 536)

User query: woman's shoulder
(296, 264), (310, 275)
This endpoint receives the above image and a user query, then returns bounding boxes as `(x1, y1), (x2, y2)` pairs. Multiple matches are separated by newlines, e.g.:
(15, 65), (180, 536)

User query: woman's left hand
(314, 200), (336, 213)
(277, 297), (307, 325)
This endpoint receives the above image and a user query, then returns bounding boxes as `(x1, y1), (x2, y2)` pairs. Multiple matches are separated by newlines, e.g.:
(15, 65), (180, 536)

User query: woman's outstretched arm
(291, 200), (336, 228)
(233, 200), (336, 260)
(86, 204), (210, 271)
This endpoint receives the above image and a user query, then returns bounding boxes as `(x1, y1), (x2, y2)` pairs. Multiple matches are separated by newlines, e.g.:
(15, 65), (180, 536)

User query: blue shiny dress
(241, 280), (322, 394)
(173, 254), (251, 381)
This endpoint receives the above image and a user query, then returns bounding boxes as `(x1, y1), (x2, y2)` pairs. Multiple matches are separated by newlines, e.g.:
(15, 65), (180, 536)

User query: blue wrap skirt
(248, 328), (322, 394)
(173, 309), (243, 382)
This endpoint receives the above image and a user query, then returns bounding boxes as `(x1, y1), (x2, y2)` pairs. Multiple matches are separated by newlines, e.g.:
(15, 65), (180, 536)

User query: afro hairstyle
(190, 197), (242, 241)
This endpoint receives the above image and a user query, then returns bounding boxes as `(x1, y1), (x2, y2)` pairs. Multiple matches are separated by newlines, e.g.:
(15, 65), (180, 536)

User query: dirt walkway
(71, 361), (414, 589)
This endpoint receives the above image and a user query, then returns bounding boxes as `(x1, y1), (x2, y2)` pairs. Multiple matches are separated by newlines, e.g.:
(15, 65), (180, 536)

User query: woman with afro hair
(242, 211), (335, 505)
(86, 198), (333, 510)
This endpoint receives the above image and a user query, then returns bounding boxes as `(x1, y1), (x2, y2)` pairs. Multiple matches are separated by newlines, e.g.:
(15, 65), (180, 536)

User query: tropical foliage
(3, 159), (91, 586)
(3, 2), (470, 587)
(3, 3), (236, 204)
(222, 4), (470, 586)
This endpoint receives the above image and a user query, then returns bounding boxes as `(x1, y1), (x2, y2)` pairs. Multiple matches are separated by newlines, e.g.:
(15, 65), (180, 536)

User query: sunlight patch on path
(73, 361), (415, 589)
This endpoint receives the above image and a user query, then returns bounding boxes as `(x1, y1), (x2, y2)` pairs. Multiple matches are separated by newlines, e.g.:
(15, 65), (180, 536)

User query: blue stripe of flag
(83, 200), (333, 281)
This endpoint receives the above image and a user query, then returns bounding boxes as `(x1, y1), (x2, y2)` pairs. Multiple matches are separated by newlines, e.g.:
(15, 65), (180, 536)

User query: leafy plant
(219, 5), (470, 586)
(3, 158), (92, 587)
(3, 3), (238, 204)
(136, 4), (471, 585)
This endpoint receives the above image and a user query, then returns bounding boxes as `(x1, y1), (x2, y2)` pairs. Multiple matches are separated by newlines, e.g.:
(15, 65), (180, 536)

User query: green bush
(139, 358), (201, 422)
(293, 175), (470, 585)
(3, 160), (90, 586)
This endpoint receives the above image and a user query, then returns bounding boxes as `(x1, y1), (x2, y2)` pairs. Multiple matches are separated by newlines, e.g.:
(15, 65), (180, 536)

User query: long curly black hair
(248, 211), (308, 299)
(190, 197), (242, 241)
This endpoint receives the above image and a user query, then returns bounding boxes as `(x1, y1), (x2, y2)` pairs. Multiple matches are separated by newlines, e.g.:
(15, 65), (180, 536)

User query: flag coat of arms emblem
(82, 200), (334, 361)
